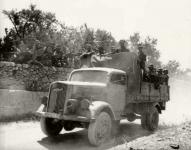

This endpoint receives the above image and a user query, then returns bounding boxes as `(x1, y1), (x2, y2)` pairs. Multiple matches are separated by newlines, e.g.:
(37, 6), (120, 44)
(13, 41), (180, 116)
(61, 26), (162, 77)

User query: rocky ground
(112, 121), (191, 150)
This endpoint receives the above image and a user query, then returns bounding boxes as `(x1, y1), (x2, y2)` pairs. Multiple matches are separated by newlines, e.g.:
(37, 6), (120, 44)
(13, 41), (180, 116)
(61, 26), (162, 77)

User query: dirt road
(0, 120), (152, 150)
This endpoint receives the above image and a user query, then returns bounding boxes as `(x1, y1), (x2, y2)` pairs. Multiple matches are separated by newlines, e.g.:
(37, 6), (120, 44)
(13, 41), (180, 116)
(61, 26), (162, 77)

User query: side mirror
(41, 96), (48, 106)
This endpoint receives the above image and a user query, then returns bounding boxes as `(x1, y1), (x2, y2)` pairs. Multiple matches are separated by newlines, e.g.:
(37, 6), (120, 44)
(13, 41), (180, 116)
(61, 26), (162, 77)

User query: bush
(13, 52), (32, 64)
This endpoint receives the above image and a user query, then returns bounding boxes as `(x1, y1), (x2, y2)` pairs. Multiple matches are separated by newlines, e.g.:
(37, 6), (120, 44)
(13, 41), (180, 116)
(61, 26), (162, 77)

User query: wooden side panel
(160, 84), (169, 101)
(150, 83), (160, 101)
(126, 82), (169, 103)
(141, 82), (150, 96)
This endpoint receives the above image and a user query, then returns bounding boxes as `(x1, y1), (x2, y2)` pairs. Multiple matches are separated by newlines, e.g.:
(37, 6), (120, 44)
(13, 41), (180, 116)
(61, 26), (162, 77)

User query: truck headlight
(66, 99), (78, 113)
(80, 99), (90, 110)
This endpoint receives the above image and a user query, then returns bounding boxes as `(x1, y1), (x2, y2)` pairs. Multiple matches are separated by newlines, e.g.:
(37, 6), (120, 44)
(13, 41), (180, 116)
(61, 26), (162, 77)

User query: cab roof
(72, 67), (126, 74)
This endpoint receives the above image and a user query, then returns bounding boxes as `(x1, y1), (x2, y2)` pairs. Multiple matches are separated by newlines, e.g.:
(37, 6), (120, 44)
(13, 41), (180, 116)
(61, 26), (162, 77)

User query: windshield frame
(69, 70), (109, 84)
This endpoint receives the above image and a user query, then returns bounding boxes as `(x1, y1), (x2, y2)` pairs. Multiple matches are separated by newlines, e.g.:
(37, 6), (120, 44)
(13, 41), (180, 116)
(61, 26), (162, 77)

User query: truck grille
(47, 84), (67, 113)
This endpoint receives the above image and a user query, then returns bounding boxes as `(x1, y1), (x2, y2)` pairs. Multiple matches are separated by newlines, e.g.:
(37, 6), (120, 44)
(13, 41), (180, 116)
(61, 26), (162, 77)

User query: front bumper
(36, 104), (94, 122)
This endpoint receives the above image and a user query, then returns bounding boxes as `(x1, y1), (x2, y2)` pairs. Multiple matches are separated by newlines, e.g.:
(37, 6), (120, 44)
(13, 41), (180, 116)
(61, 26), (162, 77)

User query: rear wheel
(141, 107), (159, 131)
(146, 107), (159, 131)
(141, 113), (147, 129)
(88, 112), (112, 146)
(40, 117), (63, 137)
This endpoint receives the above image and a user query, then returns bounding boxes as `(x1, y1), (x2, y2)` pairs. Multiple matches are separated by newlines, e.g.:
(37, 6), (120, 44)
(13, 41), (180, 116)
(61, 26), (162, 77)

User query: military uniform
(80, 52), (94, 68)
(119, 40), (130, 52)
(163, 70), (169, 85)
(138, 45), (146, 72)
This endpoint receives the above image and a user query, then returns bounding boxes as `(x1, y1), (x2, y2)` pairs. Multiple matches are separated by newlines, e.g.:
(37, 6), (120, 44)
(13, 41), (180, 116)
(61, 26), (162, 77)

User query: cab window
(110, 73), (126, 85)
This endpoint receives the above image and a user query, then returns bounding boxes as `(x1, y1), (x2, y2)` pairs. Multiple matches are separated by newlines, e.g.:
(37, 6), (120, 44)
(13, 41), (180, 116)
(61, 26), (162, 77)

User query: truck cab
(69, 67), (127, 119)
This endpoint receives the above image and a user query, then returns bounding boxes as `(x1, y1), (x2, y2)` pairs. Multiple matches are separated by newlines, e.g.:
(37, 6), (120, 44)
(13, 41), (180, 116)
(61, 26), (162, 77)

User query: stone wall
(0, 61), (73, 91)
(0, 62), (73, 120)
(0, 89), (47, 119)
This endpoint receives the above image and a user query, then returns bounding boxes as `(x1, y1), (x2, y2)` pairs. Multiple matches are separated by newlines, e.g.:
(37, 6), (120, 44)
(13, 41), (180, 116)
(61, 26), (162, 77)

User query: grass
(158, 122), (177, 130)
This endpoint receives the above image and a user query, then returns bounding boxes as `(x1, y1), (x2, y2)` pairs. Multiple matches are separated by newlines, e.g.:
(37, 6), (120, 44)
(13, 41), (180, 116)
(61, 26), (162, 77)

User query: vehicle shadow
(37, 120), (152, 150)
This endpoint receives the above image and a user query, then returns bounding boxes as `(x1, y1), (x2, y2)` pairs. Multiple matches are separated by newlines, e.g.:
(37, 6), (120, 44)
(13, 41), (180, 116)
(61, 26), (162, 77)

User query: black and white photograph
(0, 0), (191, 149)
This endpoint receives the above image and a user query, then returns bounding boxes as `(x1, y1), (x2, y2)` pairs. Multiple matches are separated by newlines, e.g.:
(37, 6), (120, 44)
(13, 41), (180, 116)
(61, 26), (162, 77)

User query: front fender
(89, 101), (116, 120)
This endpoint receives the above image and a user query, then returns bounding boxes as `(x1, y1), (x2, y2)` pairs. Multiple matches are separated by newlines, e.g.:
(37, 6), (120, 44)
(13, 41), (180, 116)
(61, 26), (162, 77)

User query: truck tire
(146, 107), (159, 131)
(40, 117), (63, 137)
(112, 120), (120, 136)
(141, 113), (147, 129)
(88, 112), (112, 146)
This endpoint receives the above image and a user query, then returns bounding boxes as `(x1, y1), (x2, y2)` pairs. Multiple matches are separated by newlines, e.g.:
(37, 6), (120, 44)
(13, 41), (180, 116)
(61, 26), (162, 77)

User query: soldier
(138, 44), (146, 72)
(157, 69), (163, 84)
(148, 65), (155, 83)
(111, 46), (117, 54)
(163, 70), (169, 85)
(80, 51), (94, 68)
(119, 40), (130, 52)
(153, 68), (162, 89)
(98, 46), (104, 58)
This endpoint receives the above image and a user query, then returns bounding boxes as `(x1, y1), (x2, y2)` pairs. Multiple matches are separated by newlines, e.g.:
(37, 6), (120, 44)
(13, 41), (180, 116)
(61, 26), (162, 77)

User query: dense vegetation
(0, 4), (190, 76)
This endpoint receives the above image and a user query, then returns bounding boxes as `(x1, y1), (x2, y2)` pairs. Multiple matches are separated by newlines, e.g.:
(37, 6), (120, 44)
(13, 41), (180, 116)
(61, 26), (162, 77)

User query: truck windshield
(70, 70), (108, 83)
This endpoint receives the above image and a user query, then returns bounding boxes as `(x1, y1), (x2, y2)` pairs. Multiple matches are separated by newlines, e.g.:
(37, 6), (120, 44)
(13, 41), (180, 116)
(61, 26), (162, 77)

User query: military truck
(36, 52), (170, 146)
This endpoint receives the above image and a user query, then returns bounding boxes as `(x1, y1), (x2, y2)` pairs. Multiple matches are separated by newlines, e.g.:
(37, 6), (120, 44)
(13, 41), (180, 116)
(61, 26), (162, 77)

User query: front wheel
(88, 112), (112, 146)
(40, 117), (63, 137)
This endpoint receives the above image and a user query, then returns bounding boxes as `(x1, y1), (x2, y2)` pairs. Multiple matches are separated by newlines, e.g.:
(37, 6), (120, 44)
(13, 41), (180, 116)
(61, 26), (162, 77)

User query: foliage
(129, 33), (140, 52)
(0, 28), (17, 61)
(95, 29), (116, 53)
(163, 60), (180, 76)
(1, 4), (59, 65)
(2, 4), (57, 39)
(163, 61), (191, 77)
(1, 4), (188, 76)
(129, 33), (161, 67)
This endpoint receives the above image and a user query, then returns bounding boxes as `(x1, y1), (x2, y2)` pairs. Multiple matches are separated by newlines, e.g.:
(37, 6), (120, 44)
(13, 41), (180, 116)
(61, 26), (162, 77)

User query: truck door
(107, 73), (127, 119)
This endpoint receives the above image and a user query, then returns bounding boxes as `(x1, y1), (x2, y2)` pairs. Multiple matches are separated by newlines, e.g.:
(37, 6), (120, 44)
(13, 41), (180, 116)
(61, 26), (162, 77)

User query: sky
(0, 0), (191, 69)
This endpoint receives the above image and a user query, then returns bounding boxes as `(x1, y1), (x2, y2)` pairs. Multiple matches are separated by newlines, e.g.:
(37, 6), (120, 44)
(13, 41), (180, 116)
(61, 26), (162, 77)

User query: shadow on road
(38, 121), (152, 150)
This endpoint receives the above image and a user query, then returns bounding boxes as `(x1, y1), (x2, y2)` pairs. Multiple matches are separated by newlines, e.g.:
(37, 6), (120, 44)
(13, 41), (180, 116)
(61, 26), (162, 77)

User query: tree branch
(8, 15), (22, 39)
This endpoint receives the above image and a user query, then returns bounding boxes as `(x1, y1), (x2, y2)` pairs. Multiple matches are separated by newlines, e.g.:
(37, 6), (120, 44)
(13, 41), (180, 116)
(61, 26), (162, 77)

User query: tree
(2, 4), (59, 64)
(129, 33), (140, 52)
(143, 37), (161, 67)
(0, 28), (17, 61)
(81, 24), (96, 52)
(162, 60), (180, 76)
(1, 4), (186, 76)
(95, 29), (116, 54)
(3, 4), (58, 40)
(129, 33), (161, 67)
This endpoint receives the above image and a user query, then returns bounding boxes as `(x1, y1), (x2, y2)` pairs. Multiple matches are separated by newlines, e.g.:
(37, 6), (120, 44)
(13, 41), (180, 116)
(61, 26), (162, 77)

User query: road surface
(0, 120), (151, 150)
(1, 79), (191, 150)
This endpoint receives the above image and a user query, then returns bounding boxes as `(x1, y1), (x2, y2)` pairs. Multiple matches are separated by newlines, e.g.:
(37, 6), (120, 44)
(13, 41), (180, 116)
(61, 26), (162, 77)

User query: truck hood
(51, 81), (107, 101)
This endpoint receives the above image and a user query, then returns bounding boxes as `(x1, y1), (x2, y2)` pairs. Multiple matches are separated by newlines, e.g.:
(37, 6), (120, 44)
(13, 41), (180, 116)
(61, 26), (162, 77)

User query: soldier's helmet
(148, 64), (154, 69)
(157, 69), (163, 75)
(119, 40), (126, 45)
(153, 67), (157, 73)
(138, 44), (144, 50)
(163, 70), (168, 75)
